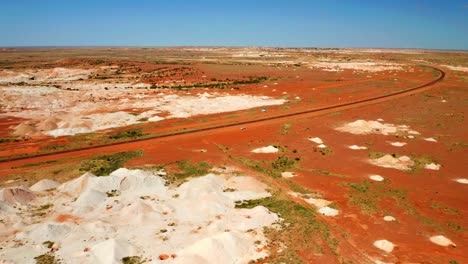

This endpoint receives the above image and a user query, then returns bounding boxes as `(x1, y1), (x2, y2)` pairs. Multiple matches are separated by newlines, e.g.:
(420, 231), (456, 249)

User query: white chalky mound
(373, 239), (395, 253)
(251, 145), (279, 153)
(369, 175), (385, 182)
(308, 137), (323, 144)
(388, 142), (407, 147)
(454, 178), (468, 184)
(30, 179), (61, 192)
(424, 163), (441, 170)
(336, 120), (419, 136)
(0, 169), (280, 263)
(281, 172), (296, 178)
(429, 235), (456, 247)
(369, 155), (414, 171)
(349, 145), (367, 150)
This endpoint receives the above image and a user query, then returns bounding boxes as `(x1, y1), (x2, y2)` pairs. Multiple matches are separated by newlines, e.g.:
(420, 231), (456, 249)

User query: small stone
(159, 254), (170, 260)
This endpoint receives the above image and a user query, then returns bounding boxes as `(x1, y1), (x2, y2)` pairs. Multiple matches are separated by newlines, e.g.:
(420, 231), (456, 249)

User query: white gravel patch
(383, 216), (396, 222)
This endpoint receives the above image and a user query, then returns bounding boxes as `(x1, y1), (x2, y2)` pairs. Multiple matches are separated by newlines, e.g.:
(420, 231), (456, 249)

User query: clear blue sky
(1, 0), (467, 49)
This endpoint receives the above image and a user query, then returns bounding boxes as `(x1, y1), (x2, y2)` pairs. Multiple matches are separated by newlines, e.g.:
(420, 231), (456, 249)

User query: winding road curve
(0, 66), (445, 165)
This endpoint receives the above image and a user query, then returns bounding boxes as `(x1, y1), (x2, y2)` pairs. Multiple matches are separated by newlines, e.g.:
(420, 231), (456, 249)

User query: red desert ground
(0, 47), (467, 263)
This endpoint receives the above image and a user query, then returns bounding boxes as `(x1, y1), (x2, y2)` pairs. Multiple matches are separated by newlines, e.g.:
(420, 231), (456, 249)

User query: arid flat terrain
(0, 47), (467, 263)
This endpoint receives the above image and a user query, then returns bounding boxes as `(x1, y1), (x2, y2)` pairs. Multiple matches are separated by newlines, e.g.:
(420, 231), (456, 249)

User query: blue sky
(1, 0), (467, 49)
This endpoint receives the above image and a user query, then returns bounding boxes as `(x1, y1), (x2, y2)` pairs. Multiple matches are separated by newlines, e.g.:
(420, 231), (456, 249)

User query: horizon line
(0, 45), (467, 52)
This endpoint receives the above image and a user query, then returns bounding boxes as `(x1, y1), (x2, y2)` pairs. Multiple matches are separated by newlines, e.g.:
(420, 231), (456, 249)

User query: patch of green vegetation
(368, 151), (391, 159)
(301, 168), (350, 178)
(324, 88), (340, 94)
(106, 189), (120, 197)
(122, 256), (145, 264)
(42, 241), (54, 248)
(79, 150), (144, 176)
(410, 154), (437, 173)
(430, 203), (460, 215)
(346, 180), (409, 215)
(34, 254), (58, 264)
(109, 129), (145, 140)
(215, 144), (230, 153)
(38, 204), (53, 210)
(234, 156), (299, 179)
(326, 111), (342, 117)
(172, 160), (211, 181)
(449, 260), (459, 264)
(446, 222), (463, 232)
(137, 117), (148, 122)
(0, 137), (21, 144)
(280, 123), (292, 135)
(12, 160), (60, 169)
(313, 146), (334, 156)
(452, 142), (468, 147)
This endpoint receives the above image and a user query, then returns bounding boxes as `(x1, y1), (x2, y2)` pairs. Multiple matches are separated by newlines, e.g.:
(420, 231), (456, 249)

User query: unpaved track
(0, 66), (445, 167)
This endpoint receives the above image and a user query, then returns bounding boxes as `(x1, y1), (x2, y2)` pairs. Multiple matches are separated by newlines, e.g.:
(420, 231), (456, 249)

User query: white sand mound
(89, 239), (137, 264)
(27, 223), (72, 243)
(369, 175), (385, 182)
(0, 169), (279, 263)
(424, 137), (437, 142)
(388, 142), (407, 147)
(251, 145), (279, 153)
(454, 178), (468, 184)
(429, 235), (456, 247)
(369, 155), (414, 171)
(373, 239), (395, 253)
(318, 206), (339, 216)
(424, 163), (441, 170)
(349, 145), (367, 150)
(30, 179), (60, 192)
(308, 137), (323, 144)
(0, 187), (36, 206)
(383, 216), (396, 222)
(317, 144), (327, 148)
(336, 120), (419, 136)
(281, 172), (296, 178)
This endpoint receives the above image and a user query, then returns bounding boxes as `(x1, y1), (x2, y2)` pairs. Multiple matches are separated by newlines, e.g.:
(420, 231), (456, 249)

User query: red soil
(0, 58), (466, 263)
